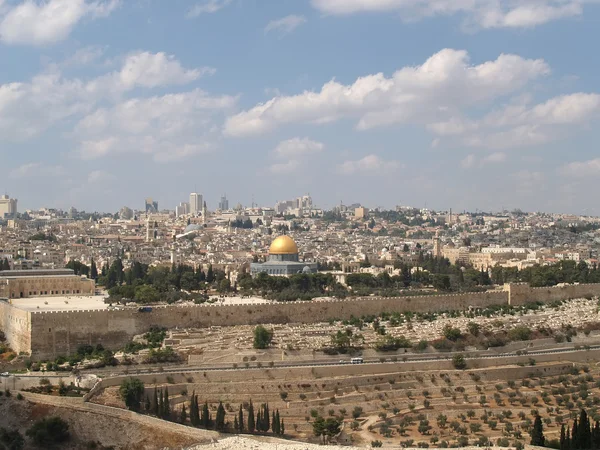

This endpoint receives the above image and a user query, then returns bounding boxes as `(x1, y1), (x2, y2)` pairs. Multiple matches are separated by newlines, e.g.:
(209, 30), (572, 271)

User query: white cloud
(461, 152), (507, 169)
(560, 158), (600, 177)
(273, 137), (324, 159)
(187, 0), (232, 18)
(0, 0), (120, 45)
(337, 154), (400, 175)
(74, 89), (237, 162)
(224, 49), (549, 137)
(268, 160), (300, 174)
(437, 93), (600, 149)
(0, 51), (213, 141)
(311, 0), (585, 30)
(9, 162), (65, 179)
(265, 14), (307, 35)
(89, 51), (213, 94)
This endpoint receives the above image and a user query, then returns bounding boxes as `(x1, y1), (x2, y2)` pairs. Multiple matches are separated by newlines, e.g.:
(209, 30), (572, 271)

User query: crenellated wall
(3, 282), (600, 360)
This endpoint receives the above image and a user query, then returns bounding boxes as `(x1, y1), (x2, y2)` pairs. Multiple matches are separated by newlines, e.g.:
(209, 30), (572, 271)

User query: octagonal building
(250, 235), (318, 277)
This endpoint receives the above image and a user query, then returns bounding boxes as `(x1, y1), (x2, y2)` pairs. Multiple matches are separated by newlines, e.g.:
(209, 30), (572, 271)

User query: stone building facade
(0, 269), (95, 299)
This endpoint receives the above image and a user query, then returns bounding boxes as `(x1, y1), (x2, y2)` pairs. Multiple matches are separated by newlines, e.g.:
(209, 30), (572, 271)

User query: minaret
(433, 230), (442, 259)
(202, 201), (208, 225)
(146, 217), (151, 242)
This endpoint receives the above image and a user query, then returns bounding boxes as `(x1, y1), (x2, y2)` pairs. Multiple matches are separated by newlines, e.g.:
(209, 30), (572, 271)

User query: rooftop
(8, 295), (108, 312)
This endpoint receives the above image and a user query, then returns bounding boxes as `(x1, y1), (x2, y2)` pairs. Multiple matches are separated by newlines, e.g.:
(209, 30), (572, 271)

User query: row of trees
(0, 258), (11, 271)
(103, 259), (231, 301)
(559, 409), (600, 450)
(120, 379), (284, 436)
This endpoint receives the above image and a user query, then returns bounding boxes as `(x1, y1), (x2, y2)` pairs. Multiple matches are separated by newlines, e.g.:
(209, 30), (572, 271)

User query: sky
(1, 0), (600, 215)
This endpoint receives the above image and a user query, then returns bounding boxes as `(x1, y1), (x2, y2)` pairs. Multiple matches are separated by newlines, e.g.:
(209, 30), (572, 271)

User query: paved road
(77, 344), (597, 378)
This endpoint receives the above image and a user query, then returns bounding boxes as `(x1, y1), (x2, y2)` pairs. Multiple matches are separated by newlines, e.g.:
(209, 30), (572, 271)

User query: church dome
(269, 235), (298, 255)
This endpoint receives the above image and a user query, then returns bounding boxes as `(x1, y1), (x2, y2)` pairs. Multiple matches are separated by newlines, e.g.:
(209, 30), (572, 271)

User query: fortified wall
(3, 282), (600, 360)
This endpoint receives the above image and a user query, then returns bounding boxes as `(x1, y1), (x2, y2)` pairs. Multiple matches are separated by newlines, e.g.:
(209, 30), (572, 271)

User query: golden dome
(269, 235), (299, 255)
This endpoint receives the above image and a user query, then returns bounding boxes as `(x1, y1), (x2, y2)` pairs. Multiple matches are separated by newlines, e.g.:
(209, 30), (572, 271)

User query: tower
(433, 230), (442, 259)
(202, 201), (208, 225)
(190, 193), (203, 216)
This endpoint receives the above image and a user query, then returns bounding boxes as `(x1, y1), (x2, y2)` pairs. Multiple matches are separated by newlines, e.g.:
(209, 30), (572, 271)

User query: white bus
(351, 357), (364, 364)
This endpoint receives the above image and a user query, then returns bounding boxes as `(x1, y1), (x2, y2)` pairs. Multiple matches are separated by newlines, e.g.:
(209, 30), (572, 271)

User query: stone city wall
(28, 291), (506, 359)
(505, 283), (600, 306)
(4, 282), (600, 360)
(0, 301), (31, 354)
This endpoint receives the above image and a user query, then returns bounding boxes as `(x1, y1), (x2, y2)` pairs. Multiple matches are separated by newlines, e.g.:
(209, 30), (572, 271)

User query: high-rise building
(218, 195), (229, 211)
(176, 202), (190, 217)
(0, 195), (17, 218)
(189, 193), (203, 216)
(145, 198), (158, 214)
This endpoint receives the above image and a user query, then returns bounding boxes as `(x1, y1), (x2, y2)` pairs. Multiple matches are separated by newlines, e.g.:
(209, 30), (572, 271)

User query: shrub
(253, 325), (273, 349)
(452, 354), (467, 370)
(26, 417), (70, 448)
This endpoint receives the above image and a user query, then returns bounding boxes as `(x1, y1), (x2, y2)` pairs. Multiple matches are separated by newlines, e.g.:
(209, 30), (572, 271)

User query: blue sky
(1, 0), (599, 215)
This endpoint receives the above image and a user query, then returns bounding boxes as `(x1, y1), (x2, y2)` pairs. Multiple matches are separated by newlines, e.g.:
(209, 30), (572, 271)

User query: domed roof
(184, 224), (202, 233)
(269, 235), (298, 255)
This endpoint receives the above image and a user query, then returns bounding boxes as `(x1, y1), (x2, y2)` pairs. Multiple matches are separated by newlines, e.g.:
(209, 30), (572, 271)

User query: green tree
(26, 417), (70, 448)
(163, 387), (171, 420)
(90, 259), (98, 280)
(531, 415), (545, 447)
(248, 401), (255, 433)
(202, 401), (211, 428)
(238, 404), (244, 433)
(215, 402), (226, 431)
(452, 354), (467, 370)
(253, 325), (273, 349)
(119, 378), (145, 412)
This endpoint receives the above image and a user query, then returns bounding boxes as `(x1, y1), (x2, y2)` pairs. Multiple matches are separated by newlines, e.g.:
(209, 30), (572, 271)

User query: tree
(248, 401), (256, 433)
(90, 258), (98, 280)
(180, 404), (187, 424)
(215, 402), (226, 431)
(163, 387), (171, 420)
(452, 354), (467, 370)
(202, 401), (211, 428)
(26, 417), (70, 448)
(190, 393), (200, 426)
(531, 415), (545, 447)
(151, 388), (158, 415)
(119, 378), (145, 412)
(253, 325), (273, 349)
(238, 404), (244, 433)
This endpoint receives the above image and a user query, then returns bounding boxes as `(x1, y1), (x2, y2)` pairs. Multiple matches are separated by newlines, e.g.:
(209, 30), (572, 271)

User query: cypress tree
(234, 416), (239, 433)
(566, 428), (572, 450)
(180, 404), (187, 424)
(164, 387), (171, 420)
(264, 403), (270, 432)
(561, 424), (566, 450)
(238, 404), (244, 433)
(256, 409), (262, 433)
(280, 418), (284, 436)
(144, 395), (151, 412)
(579, 409), (592, 450)
(573, 418), (580, 450)
(248, 401), (255, 433)
(215, 402), (225, 431)
(202, 401), (210, 428)
(531, 415), (545, 447)
(190, 394), (198, 426)
(90, 258), (98, 279)
(272, 410), (279, 435)
(276, 410), (281, 435)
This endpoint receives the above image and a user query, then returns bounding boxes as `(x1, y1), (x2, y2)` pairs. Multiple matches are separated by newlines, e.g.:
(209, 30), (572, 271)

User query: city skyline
(1, 1), (600, 214)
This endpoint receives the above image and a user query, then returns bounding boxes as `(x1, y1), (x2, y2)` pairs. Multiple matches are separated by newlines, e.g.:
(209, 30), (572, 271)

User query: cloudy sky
(1, 0), (599, 214)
